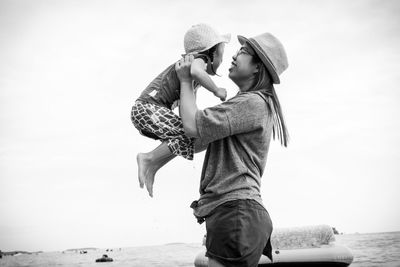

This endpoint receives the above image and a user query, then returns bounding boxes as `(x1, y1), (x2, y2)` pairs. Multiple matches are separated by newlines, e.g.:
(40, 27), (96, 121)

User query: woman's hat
(184, 23), (231, 54)
(238, 33), (288, 84)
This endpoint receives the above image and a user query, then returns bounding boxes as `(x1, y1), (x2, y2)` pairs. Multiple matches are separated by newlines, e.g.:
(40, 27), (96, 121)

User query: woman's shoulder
(228, 92), (271, 115)
(232, 91), (268, 105)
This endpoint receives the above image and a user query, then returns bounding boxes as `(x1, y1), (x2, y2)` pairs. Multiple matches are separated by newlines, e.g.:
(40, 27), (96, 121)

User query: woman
(176, 32), (289, 267)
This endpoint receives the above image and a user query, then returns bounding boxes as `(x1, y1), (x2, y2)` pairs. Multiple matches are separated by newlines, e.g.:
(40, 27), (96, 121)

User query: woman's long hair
(251, 59), (289, 147)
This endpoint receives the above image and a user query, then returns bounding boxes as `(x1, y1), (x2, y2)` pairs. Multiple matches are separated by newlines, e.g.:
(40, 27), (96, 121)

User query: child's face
(211, 43), (225, 71)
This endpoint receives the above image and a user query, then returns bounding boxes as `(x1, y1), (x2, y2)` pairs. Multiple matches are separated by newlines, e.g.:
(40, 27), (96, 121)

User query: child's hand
(214, 88), (227, 101)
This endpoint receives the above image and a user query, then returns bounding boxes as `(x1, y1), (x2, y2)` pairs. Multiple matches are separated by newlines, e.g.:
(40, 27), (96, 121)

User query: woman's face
(228, 42), (258, 85)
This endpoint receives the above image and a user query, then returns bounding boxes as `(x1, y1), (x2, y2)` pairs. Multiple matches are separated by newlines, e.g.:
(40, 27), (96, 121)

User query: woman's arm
(175, 55), (199, 138)
(176, 57), (268, 144)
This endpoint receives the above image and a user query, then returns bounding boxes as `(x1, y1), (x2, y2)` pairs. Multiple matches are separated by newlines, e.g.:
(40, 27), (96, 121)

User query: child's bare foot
(136, 153), (156, 197)
(137, 153), (145, 188)
(146, 176), (155, 198)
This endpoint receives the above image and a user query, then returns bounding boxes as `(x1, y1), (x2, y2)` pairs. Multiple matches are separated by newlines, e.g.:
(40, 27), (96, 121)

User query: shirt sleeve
(195, 93), (267, 145)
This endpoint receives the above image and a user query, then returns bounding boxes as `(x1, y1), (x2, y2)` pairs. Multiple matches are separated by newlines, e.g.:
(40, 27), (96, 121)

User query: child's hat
(237, 32), (288, 84)
(184, 23), (231, 54)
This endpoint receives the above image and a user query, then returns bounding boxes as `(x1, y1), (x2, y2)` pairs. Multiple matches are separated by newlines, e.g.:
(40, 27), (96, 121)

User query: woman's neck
(237, 76), (256, 93)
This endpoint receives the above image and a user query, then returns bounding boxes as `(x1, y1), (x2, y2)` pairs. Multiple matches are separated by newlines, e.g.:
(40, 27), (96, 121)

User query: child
(131, 23), (230, 197)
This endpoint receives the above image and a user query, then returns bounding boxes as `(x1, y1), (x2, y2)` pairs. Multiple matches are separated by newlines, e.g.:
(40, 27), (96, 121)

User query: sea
(1, 232), (399, 267)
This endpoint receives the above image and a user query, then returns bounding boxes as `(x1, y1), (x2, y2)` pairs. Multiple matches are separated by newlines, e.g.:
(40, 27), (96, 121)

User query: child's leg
(137, 142), (176, 197)
(131, 101), (194, 196)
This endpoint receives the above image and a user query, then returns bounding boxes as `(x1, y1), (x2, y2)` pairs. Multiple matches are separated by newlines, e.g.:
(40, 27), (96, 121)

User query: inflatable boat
(95, 254), (113, 262)
(194, 225), (353, 267)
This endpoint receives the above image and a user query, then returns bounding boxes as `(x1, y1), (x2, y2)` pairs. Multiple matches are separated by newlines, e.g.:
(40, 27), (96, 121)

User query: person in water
(131, 23), (230, 197)
(176, 32), (289, 266)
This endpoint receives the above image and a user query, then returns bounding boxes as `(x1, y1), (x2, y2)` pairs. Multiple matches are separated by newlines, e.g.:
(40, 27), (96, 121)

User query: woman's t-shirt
(191, 91), (274, 222)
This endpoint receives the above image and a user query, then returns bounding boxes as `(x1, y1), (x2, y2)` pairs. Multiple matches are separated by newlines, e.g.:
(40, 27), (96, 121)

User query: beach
(1, 231), (399, 266)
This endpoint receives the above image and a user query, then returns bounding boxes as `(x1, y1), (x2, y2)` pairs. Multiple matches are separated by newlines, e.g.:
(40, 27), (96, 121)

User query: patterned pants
(131, 100), (194, 160)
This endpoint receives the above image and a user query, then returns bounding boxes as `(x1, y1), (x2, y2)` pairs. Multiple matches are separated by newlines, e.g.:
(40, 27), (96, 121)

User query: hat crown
(238, 32), (288, 83)
(184, 23), (230, 54)
(252, 33), (288, 76)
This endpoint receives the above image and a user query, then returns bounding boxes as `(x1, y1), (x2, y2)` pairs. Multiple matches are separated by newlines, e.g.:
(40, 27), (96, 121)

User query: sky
(1, 0), (399, 252)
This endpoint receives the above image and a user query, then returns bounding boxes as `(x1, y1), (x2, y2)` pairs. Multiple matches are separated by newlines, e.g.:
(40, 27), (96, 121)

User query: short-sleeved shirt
(136, 63), (179, 110)
(137, 55), (209, 110)
(191, 90), (274, 221)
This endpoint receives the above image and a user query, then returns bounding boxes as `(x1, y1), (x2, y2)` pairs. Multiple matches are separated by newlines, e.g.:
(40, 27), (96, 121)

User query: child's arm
(190, 58), (227, 101)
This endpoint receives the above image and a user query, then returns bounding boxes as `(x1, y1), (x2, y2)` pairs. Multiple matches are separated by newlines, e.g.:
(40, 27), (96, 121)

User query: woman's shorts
(205, 199), (273, 267)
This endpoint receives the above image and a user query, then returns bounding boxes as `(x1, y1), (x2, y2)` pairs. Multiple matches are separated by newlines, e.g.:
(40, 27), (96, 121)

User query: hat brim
(196, 33), (232, 53)
(221, 33), (232, 43)
(237, 35), (280, 84)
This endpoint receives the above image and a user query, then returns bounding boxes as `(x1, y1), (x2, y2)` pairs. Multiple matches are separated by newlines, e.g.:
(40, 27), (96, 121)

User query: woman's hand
(175, 54), (194, 83)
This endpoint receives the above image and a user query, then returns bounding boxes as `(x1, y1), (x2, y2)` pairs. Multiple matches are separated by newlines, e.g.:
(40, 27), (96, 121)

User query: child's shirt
(137, 63), (179, 110)
(137, 55), (208, 110)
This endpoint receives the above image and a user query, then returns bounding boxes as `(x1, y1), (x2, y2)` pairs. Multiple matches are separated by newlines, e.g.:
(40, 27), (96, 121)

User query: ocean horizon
(1, 231), (399, 266)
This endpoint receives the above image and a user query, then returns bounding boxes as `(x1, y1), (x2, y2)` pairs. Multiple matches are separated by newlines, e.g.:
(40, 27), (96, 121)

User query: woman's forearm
(179, 80), (199, 138)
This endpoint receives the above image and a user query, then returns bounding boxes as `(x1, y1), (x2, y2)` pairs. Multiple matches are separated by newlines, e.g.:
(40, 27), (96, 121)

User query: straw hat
(238, 32), (288, 84)
(184, 23), (231, 54)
